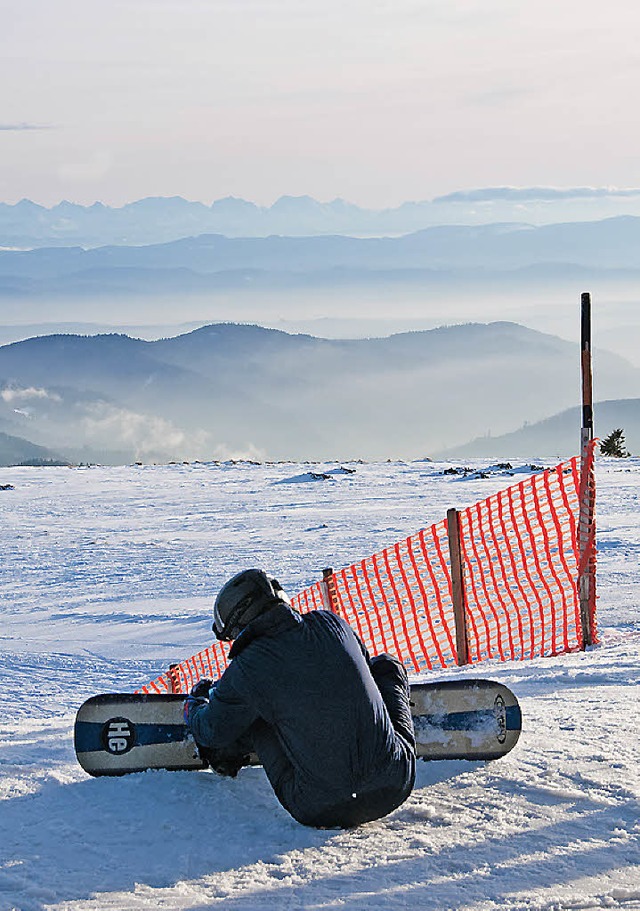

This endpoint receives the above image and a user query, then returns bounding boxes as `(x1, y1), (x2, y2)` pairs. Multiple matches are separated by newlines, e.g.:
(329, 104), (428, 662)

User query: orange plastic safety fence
(137, 450), (596, 694)
(330, 521), (457, 674)
(139, 641), (232, 695)
(458, 460), (584, 663)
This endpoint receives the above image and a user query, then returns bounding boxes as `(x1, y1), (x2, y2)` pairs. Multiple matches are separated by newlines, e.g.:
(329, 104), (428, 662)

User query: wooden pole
(322, 567), (340, 614)
(447, 508), (469, 665)
(581, 292), (594, 443)
(578, 291), (596, 647)
(167, 663), (180, 694)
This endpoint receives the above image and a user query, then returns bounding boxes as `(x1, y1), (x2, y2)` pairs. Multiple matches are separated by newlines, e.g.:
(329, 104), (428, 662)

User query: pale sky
(2, 0), (639, 207)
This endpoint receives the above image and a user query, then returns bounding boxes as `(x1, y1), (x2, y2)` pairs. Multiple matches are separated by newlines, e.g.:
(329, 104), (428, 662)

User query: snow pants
(206, 652), (416, 828)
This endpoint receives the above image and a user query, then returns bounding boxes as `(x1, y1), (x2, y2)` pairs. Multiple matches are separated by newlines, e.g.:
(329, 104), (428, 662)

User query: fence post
(322, 567), (340, 614)
(447, 508), (469, 665)
(578, 291), (596, 647)
(167, 663), (180, 694)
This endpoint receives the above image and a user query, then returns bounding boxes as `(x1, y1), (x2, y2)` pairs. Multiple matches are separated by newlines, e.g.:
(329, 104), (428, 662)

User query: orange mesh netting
(138, 447), (596, 694)
(458, 460), (584, 663)
(327, 521), (456, 675)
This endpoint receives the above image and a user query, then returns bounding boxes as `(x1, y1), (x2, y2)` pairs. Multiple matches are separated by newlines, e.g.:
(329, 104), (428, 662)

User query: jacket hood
(228, 602), (302, 659)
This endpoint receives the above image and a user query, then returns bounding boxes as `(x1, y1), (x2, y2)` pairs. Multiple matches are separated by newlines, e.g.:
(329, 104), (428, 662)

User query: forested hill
(1, 322), (638, 464)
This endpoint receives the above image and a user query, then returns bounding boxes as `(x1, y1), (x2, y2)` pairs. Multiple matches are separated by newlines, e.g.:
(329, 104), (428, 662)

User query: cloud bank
(1, 385), (61, 403)
(0, 123), (52, 132)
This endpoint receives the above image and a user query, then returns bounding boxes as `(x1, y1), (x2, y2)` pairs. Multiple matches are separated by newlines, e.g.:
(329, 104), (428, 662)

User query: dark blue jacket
(189, 604), (415, 826)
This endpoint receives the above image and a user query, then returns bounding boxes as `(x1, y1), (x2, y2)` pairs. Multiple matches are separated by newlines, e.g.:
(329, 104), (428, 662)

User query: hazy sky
(2, 0), (640, 207)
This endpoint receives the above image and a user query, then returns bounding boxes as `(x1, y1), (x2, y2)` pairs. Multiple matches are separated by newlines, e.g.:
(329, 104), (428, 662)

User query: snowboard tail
(74, 679), (521, 777)
(409, 679), (521, 761)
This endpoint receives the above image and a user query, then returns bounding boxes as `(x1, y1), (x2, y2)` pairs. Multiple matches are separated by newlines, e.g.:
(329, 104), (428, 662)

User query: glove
(196, 745), (250, 778)
(190, 677), (215, 699)
(183, 694), (208, 727)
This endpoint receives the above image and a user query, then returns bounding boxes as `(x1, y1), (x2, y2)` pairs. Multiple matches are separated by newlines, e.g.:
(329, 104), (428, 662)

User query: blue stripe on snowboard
(75, 721), (187, 754)
(416, 705), (520, 732)
(76, 705), (519, 756)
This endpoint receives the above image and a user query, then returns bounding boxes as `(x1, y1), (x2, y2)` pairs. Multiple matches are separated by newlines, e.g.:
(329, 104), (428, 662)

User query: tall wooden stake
(447, 508), (469, 665)
(581, 292), (594, 443)
(578, 292), (596, 647)
(322, 567), (340, 614)
(167, 663), (180, 694)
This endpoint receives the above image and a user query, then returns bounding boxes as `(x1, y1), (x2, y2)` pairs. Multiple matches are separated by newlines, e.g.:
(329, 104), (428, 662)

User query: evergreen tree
(600, 428), (630, 458)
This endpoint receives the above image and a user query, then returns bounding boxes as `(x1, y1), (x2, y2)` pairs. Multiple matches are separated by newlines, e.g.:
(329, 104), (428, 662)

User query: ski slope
(1, 458), (638, 911)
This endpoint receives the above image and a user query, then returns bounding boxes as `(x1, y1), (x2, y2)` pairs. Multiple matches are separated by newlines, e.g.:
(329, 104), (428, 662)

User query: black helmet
(212, 569), (290, 640)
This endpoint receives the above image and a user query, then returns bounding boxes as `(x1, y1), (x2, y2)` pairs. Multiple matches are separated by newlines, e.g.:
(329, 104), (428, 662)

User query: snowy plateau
(0, 457), (638, 911)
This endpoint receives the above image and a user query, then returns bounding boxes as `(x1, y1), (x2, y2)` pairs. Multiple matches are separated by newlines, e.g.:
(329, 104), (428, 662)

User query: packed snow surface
(1, 458), (638, 911)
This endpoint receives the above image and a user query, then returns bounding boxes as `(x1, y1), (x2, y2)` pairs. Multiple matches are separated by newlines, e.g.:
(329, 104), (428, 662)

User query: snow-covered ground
(1, 458), (638, 911)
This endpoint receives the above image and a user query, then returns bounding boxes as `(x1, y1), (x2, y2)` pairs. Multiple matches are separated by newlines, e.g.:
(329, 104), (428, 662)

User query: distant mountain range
(3, 191), (640, 248)
(437, 399), (640, 459)
(0, 322), (638, 464)
(1, 217), (639, 302)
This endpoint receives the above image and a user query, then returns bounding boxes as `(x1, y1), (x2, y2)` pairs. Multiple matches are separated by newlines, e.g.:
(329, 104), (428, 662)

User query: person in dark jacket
(183, 568), (416, 828)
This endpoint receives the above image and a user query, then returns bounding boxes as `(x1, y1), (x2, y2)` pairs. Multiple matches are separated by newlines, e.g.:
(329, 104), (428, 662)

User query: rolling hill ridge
(0, 322), (637, 464)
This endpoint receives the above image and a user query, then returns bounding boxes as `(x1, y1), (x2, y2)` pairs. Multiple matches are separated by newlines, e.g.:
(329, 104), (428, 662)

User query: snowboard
(74, 678), (521, 777)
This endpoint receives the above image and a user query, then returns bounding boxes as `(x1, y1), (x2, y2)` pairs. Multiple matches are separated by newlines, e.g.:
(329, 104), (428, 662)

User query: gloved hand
(190, 678), (215, 699)
(196, 745), (249, 778)
(183, 694), (208, 727)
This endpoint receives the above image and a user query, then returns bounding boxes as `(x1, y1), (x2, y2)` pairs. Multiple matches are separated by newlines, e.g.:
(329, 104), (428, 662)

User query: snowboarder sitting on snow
(183, 568), (416, 828)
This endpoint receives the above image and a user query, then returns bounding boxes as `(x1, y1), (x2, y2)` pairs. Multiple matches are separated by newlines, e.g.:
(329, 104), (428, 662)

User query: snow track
(1, 459), (638, 910)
